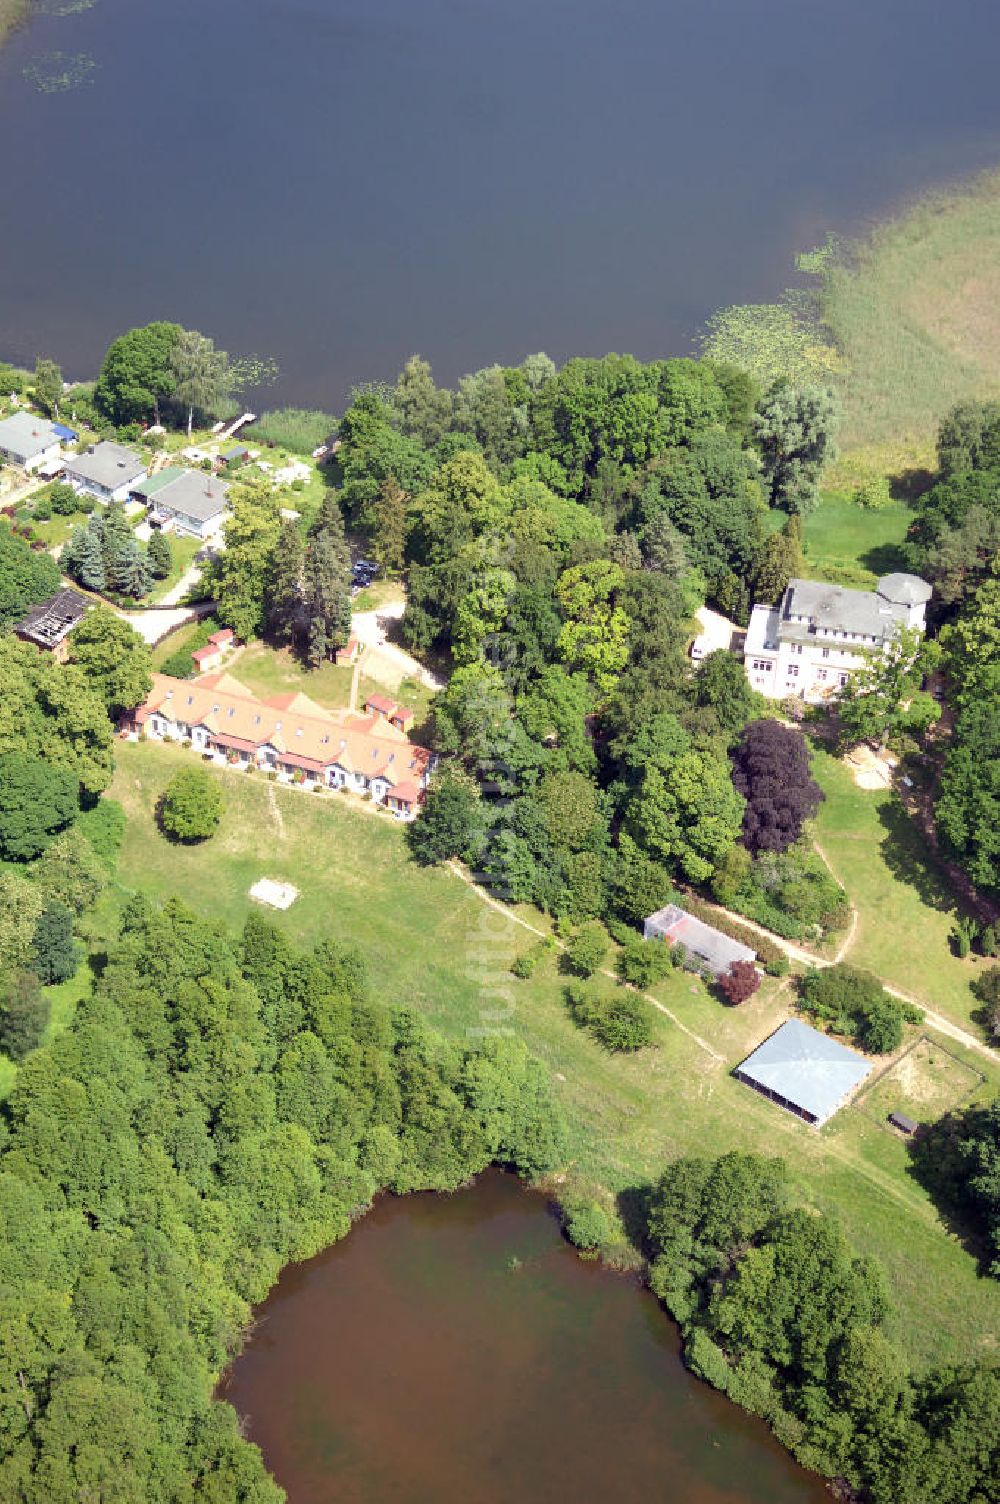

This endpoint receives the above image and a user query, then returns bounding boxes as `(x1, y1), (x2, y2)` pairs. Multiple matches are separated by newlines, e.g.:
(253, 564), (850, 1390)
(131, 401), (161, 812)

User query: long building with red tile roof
(122, 671), (432, 819)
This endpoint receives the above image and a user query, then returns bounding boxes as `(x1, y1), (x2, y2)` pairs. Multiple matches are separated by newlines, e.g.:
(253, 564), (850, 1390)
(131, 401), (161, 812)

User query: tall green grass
(248, 408), (336, 454)
(0, 0), (31, 48)
(822, 171), (1000, 461)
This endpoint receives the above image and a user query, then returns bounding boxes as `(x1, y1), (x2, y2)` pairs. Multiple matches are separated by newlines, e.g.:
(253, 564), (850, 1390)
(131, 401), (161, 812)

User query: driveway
(351, 598), (444, 691)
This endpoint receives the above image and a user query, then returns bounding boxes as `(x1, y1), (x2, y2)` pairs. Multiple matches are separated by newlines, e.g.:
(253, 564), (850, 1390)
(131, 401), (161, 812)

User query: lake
(2, 0), (1000, 408)
(220, 1171), (829, 1504)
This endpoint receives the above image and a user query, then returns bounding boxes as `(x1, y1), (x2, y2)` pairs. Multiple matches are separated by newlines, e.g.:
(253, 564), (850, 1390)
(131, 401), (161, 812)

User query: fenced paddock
(852, 1035), (985, 1135)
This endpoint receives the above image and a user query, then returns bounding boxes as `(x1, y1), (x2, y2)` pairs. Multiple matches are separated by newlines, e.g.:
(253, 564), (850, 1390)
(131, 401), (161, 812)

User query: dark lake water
(220, 1172), (829, 1504)
(2, 0), (1000, 407)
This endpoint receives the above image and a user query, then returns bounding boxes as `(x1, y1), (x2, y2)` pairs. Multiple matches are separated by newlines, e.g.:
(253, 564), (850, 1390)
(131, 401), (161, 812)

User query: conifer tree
(147, 530), (172, 579)
(372, 475), (408, 574)
(63, 518), (107, 591)
(266, 518), (306, 643)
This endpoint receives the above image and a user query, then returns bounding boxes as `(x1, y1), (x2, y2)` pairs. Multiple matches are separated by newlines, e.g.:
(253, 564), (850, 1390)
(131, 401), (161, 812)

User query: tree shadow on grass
(615, 1182), (656, 1257)
(860, 540), (912, 577)
(876, 799), (961, 917)
(904, 1114), (996, 1278)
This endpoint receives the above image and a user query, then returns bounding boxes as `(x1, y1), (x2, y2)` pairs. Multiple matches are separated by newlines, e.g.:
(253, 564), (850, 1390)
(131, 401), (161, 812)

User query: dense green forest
(250, 352), (845, 949)
(646, 1151), (999, 1504)
(0, 898), (567, 1499)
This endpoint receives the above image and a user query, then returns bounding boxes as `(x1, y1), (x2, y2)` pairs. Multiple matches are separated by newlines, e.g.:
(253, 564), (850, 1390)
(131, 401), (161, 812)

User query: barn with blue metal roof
(734, 1018), (873, 1126)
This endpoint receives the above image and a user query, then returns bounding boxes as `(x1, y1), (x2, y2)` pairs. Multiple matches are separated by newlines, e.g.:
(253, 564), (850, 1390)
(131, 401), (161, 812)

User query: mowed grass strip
(112, 740), (1000, 1370)
(811, 752), (988, 1031)
(800, 494), (914, 590)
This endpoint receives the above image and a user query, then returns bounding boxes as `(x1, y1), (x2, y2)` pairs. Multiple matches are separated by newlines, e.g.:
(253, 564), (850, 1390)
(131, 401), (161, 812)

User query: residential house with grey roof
(63, 441), (147, 504)
(133, 468), (229, 540)
(743, 573), (931, 703)
(0, 411), (64, 472)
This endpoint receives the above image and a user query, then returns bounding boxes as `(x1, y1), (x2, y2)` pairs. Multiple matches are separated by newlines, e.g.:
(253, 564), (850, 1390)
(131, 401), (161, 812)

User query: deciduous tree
(732, 719), (822, 853)
(0, 753), (78, 861)
(753, 382), (840, 514)
(94, 321), (182, 426)
(67, 607), (153, 716)
(159, 768), (224, 843)
(0, 970), (49, 1061)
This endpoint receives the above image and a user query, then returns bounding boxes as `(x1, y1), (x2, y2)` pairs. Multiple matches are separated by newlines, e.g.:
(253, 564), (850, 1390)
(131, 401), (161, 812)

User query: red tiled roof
(209, 732), (257, 753)
(366, 693), (395, 715)
(135, 672), (431, 788)
(389, 780), (421, 804)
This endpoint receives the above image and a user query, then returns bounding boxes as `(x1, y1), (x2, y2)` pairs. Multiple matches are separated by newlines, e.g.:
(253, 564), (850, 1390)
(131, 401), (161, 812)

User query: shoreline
(0, 0), (31, 49)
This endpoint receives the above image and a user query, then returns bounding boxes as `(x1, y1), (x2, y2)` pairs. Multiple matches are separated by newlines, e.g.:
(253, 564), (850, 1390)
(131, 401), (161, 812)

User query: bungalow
(643, 903), (757, 978)
(0, 411), (63, 472)
(335, 637), (361, 667)
(135, 468), (229, 540)
(123, 671), (433, 819)
(191, 628), (236, 674)
(63, 441), (147, 504)
(15, 587), (90, 661)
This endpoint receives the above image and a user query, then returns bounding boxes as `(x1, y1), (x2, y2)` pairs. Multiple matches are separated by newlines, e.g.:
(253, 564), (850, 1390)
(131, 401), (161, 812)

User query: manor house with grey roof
(743, 572), (931, 703)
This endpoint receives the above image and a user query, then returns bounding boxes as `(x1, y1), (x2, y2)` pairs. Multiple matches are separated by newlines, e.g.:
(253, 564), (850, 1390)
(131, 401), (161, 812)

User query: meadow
(0, 0), (29, 49)
(800, 493), (913, 590)
(104, 738), (1000, 1373)
(811, 751), (987, 1032)
(823, 169), (1000, 469)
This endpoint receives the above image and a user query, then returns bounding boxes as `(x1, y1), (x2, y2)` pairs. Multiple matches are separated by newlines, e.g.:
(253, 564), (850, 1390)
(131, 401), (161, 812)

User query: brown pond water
(221, 1171), (830, 1504)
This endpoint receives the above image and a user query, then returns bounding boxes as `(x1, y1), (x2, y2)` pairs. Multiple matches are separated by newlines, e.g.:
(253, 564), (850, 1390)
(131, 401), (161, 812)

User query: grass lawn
(0, 961), (94, 1100)
(108, 738), (1000, 1372)
(811, 751), (988, 1031)
(800, 494), (914, 590)
(233, 642), (356, 707)
(151, 618), (205, 670)
(146, 533), (203, 604)
(230, 641), (438, 723)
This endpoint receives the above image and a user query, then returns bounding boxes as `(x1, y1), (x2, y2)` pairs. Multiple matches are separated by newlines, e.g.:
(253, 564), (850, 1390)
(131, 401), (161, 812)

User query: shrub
(616, 936), (674, 988)
(159, 768), (224, 843)
(513, 940), (550, 980)
(565, 921), (608, 977)
(799, 963), (907, 1054)
(719, 959), (762, 1005)
(76, 798), (126, 873)
(160, 647), (197, 678)
(49, 481), (80, 515)
(853, 474), (891, 509)
(32, 496), (52, 521)
(563, 1199), (613, 1251)
(566, 981), (655, 1052)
